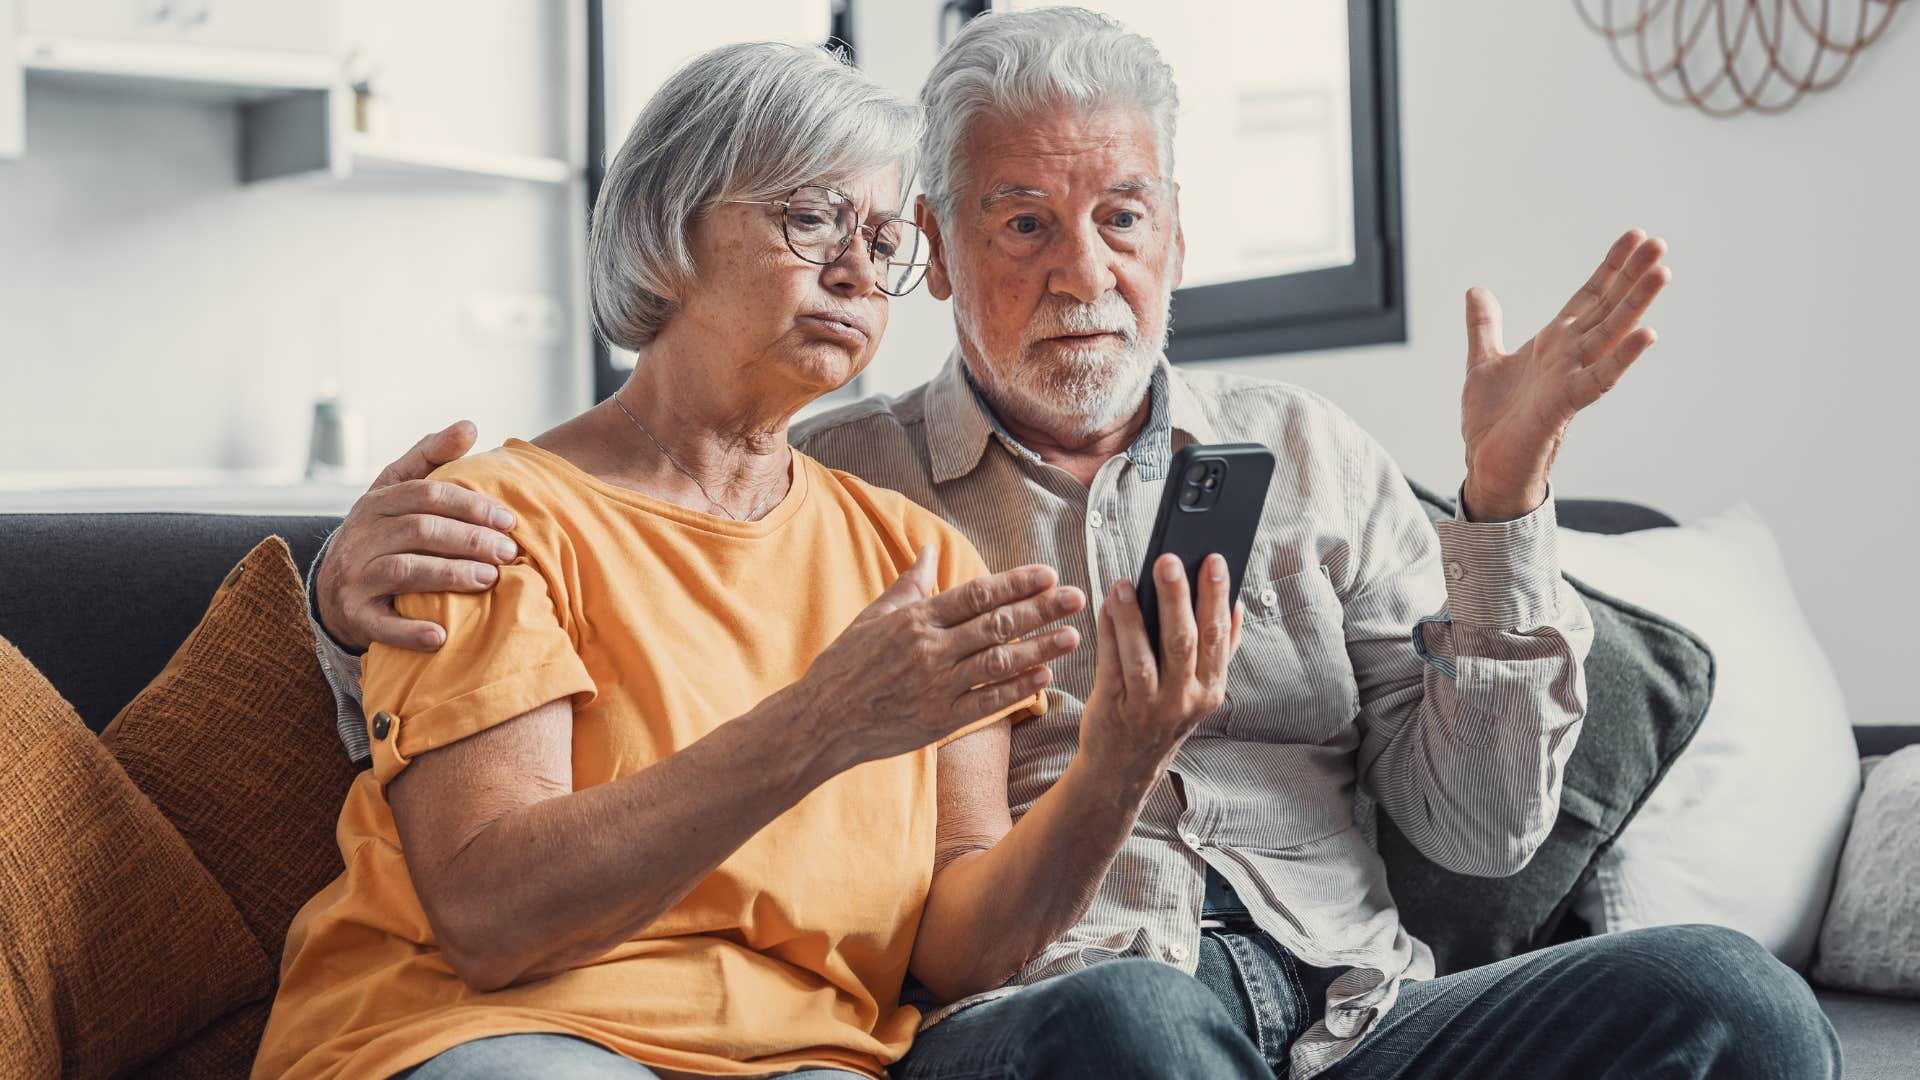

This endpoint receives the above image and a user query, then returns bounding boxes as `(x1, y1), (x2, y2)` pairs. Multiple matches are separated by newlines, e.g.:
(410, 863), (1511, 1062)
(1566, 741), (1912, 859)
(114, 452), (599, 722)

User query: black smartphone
(1135, 443), (1276, 662)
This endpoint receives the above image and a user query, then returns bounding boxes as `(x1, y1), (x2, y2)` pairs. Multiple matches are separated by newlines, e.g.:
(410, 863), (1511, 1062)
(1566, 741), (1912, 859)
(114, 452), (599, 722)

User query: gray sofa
(2, 503), (1916, 1076)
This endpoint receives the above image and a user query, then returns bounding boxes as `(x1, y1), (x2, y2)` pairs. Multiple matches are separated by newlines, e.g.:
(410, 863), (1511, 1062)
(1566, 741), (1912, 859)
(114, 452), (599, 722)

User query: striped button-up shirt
(311, 354), (1591, 1078)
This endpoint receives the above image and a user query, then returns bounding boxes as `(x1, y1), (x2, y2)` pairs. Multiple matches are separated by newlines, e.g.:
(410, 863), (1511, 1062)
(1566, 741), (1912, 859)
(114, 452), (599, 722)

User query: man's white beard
(965, 288), (1171, 442)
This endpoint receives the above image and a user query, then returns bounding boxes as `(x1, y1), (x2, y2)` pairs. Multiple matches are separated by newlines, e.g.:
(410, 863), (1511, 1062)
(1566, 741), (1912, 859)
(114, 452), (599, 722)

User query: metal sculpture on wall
(1574, 0), (1908, 116)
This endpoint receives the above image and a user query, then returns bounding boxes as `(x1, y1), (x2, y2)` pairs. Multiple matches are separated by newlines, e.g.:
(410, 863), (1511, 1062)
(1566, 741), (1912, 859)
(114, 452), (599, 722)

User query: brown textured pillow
(134, 1000), (273, 1079)
(0, 634), (274, 1079)
(101, 536), (359, 963)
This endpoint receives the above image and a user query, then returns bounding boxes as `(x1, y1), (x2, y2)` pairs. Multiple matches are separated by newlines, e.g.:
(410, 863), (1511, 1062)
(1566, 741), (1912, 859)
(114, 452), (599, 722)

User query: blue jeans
(390, 1033), (867, 1079)
(894, 923), (1841, 1079)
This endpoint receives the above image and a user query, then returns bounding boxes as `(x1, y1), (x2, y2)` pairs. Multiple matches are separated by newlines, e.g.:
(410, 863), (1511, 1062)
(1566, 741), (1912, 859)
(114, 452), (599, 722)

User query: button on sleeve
(363, 559), (596, 787)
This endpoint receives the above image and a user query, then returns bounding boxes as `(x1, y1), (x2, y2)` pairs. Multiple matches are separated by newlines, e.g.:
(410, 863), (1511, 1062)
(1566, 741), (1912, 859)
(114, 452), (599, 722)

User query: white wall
(0, 2), (582, 485)
(1216, 4), (1920, 725)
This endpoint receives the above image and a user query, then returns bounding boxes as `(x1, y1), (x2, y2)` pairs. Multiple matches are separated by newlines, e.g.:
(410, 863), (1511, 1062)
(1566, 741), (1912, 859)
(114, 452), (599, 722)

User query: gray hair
(919, 7), (1179, 224)
(589, 42), (922, 351)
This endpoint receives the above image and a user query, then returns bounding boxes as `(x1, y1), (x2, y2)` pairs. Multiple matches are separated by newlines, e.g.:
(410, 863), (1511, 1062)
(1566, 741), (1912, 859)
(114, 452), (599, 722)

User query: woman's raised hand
(794, 546), (1086, 766)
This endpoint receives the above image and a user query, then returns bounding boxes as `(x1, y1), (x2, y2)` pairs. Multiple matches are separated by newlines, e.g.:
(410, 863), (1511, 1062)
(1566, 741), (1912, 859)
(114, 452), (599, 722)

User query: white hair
(918, 6), (1179, 224)
(589, 42), (922, 351)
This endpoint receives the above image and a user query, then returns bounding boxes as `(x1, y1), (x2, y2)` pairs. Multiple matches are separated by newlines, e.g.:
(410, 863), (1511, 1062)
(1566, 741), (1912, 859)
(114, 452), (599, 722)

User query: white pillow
(1562, 504), (1859, 969)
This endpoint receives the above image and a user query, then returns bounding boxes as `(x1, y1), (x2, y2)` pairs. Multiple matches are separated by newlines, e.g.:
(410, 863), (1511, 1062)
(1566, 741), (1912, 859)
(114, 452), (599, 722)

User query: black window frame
(1167, 0), (1403, 363)
(585, 0), (862, 403)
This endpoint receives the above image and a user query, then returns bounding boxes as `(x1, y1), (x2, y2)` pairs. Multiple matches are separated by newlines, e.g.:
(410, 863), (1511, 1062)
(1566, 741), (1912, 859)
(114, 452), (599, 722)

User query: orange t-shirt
(253, 439), (1044, 1080)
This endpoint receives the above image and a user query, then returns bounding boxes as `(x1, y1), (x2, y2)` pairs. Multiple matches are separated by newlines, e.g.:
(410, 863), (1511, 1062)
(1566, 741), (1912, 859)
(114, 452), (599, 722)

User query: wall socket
(463, 292), (564, 347)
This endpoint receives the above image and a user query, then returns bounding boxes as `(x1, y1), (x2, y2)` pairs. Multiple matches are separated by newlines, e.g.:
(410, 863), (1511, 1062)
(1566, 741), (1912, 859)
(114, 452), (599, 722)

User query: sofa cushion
(1814, 747), (1920, 997)
(101, 536), (359, 962)
(133, 1000), (273, 1079)
(1564, 505), (1858, 969)
(0, 634), (274, 1078)
(1813, 988), (1920, 1080)
(1374, 482), (1714, 974)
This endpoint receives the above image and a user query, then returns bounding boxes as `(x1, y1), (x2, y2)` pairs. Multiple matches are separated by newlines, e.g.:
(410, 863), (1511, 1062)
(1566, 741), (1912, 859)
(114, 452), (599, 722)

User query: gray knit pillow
(1813, 747), (1920, 997)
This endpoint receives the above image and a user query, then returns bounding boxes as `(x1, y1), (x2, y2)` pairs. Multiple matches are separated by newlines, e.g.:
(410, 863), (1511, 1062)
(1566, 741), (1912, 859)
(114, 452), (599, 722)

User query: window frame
(1165, 0), (1403, 363)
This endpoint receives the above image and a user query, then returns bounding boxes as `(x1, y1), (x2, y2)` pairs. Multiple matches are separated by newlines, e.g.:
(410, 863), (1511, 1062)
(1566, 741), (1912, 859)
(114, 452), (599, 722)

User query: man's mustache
(1022, 296), (1139, 348)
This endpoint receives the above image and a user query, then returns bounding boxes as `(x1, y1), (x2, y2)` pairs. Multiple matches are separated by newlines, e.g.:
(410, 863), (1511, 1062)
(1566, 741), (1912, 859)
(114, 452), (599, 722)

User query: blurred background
(0, 0), (1914, 724)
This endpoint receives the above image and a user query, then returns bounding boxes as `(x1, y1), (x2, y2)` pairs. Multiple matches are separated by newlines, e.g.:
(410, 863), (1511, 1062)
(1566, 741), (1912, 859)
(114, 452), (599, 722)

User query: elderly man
(306, 8), (1837, 1079)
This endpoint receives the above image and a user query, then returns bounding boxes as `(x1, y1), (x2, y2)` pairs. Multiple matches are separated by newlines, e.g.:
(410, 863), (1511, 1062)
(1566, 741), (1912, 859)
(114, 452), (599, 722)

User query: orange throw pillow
(0, 634), (273, 1079)
(101, 536), (360, 963)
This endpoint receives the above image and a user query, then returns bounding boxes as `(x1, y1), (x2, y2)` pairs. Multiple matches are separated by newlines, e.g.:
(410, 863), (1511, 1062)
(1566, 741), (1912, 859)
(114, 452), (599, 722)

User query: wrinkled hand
(1079, 553), (1242, 785)
(1460, 229), (1671, 521)
(316, 420), (520, 652)
(794, 547), (1086, 766)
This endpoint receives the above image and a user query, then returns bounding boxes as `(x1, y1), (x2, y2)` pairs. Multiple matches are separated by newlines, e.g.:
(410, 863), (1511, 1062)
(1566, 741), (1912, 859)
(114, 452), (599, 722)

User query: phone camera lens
(1180, 486), (1202, 506)
(1185, 463), (1207, 485)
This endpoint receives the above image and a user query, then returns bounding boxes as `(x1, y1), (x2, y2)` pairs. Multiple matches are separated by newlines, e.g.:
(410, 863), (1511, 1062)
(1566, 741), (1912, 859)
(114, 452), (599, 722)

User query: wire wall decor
(1574, 0), (1908, 116)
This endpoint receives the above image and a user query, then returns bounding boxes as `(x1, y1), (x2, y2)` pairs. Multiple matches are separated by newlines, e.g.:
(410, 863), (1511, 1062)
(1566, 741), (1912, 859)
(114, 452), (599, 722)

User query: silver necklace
(609, 394), (746, 521)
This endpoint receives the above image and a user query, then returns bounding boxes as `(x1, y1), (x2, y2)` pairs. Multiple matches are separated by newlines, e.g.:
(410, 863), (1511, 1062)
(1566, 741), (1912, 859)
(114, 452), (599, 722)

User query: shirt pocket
(1215, 565), (1359, 746)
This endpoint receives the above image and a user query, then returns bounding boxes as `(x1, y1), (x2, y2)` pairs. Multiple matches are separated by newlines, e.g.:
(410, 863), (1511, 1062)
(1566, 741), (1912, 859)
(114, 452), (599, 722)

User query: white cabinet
(20, 0), (339, 55)
(1, 0), (577, 186)
(4, 0), (343, 180)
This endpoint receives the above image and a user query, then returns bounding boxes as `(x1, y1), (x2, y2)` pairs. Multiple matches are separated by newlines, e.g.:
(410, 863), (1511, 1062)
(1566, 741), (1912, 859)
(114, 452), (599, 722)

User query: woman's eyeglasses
(725, 184), (931, 297)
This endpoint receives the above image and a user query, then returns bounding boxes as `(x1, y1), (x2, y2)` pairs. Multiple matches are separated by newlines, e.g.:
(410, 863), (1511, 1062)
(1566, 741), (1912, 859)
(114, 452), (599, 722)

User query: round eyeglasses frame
(723, 184), (930, 297)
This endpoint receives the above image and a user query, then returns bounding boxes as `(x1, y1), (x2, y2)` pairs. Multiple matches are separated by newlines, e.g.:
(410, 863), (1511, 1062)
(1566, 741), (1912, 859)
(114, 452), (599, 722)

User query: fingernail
(492, 508), (516, 530)
(424, 627), (445, 648)
(476, 563), (499, 585)
(1210, 556), (1228, 581)
(1159, 559), (1180, 583)
(1116, 580), (1135, 603)
(494, 538), (518, 561)
(1053, 628), (1076, 647)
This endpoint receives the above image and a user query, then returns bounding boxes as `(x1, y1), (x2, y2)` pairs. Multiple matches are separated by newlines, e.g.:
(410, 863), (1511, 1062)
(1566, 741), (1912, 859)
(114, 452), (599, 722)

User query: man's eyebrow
(980, 184), (1050, 210)
(1109, 177), (1159, 196)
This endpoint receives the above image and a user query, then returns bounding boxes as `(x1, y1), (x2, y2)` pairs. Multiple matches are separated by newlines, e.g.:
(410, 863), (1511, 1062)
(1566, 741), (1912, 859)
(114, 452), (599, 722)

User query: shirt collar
(924, 351), (1219, 484)
(925, 351), (1000, 484)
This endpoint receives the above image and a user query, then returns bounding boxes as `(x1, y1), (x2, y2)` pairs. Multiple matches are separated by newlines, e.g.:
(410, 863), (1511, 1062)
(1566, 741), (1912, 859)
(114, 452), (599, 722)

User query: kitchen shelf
(6, 32), (580, 186)
(16, 33), (335, 99)
(344, 135), (575, 185)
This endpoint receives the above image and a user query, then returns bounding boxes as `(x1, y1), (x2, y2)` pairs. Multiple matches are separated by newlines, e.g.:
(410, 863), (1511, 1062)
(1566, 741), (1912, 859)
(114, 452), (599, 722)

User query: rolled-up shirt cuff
(1431, 484), (1563, 629)
(305, 529), (366, 660)
(305, 528), (374, 764)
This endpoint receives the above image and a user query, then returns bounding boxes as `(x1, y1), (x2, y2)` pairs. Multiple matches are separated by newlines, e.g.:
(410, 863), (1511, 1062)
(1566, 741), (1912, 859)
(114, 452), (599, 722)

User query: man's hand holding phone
(1078, 552), (1242, 789)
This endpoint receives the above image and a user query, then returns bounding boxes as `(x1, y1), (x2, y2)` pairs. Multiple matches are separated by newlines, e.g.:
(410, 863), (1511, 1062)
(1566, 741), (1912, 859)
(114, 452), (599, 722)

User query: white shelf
(0, 469), (365, 515)
(16, 33), (335, 99)
(7, 34), (581, 187)
(345, 135), (575, 185)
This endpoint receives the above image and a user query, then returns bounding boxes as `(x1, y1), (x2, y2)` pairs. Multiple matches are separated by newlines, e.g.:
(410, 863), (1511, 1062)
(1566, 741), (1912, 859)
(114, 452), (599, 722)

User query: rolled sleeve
(302, 527), (378, 763)
(363, 559), (596, 787)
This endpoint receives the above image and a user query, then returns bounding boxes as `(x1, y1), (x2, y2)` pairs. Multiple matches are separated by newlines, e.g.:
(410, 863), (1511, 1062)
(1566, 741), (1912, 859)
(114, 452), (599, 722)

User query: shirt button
(1168, 944), (1190, 962)
(1446, 561), (1465, 582)
(371, 711), (393, 740)
(1088, 509), (1105, 530)
(1258, 585), (1279, 609)
(1183, 832), (1203, 848)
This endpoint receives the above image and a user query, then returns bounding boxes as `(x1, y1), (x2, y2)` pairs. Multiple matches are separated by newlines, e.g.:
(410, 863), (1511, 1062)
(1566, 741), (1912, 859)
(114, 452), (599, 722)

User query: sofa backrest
(0, 514), (340, 732)
(0, 497), (1668, 734)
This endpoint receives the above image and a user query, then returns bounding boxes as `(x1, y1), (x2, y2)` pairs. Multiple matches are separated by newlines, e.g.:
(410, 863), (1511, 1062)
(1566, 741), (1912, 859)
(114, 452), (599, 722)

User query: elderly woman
(251, 43), (1091, 1080)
